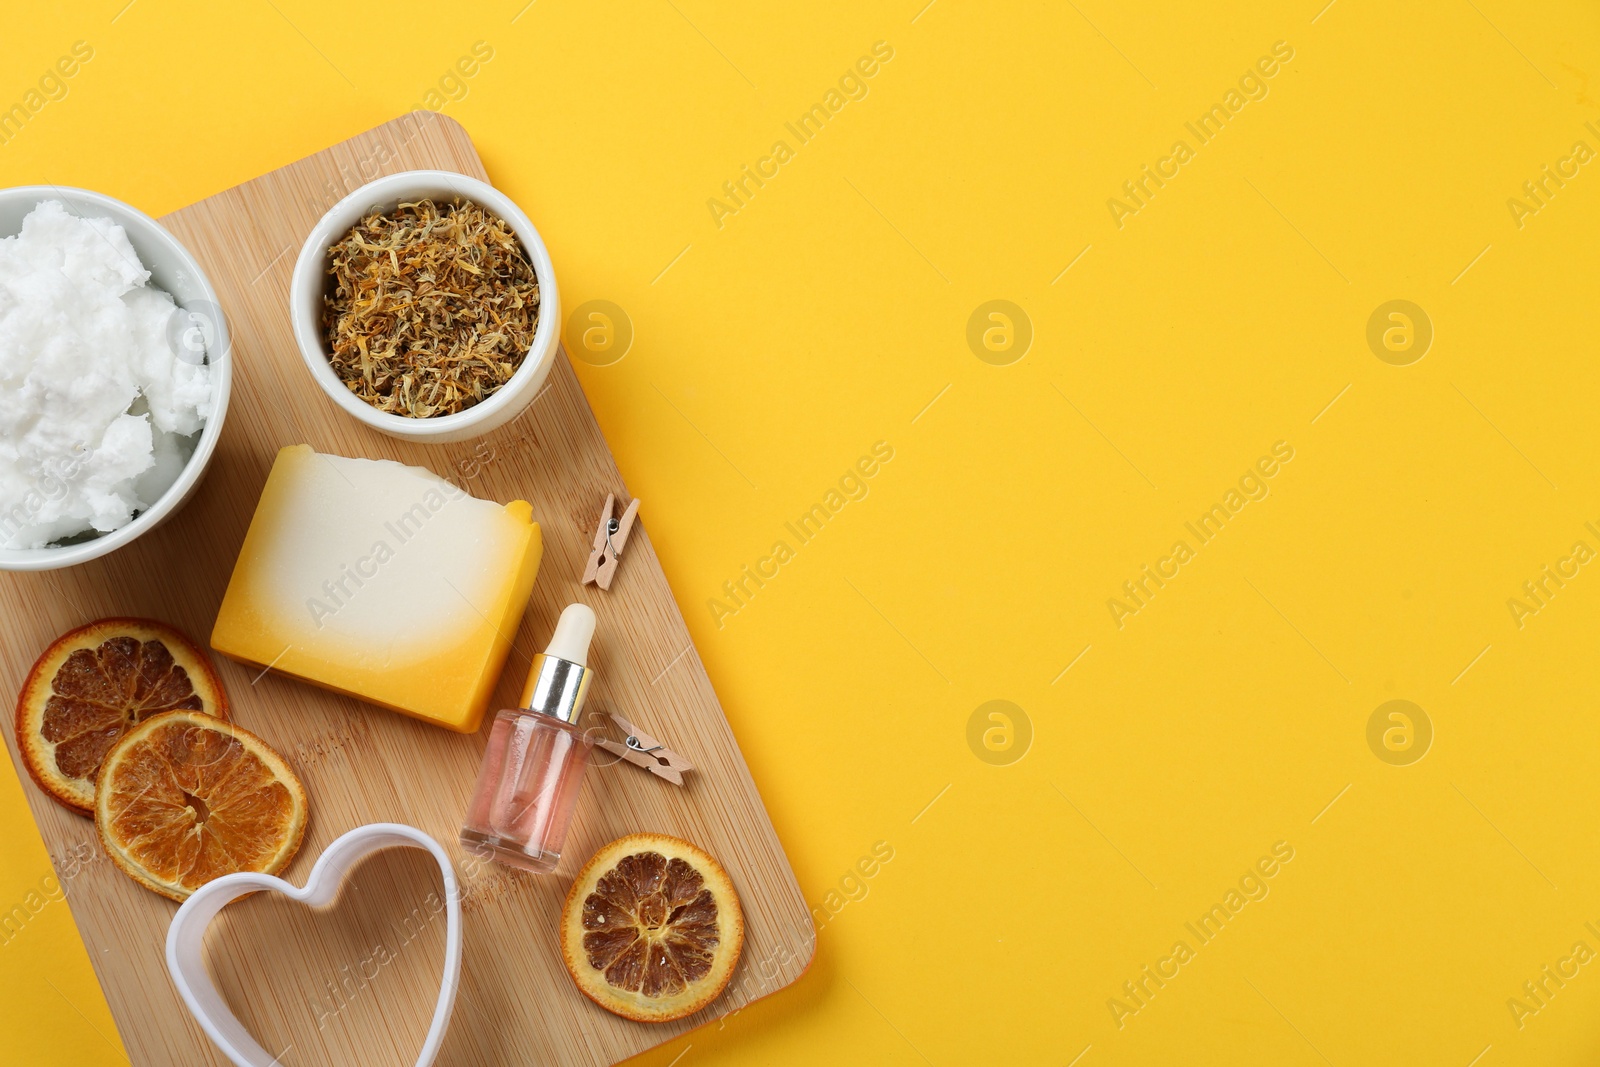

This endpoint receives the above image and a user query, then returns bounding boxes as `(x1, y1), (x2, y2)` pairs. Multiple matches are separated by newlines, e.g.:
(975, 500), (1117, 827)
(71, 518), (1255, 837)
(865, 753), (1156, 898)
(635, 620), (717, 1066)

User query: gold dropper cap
(517, 603), (595, 724)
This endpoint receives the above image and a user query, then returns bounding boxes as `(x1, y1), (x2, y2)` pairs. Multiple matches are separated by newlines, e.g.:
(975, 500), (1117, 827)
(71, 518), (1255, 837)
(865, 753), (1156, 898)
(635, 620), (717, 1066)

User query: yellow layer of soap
(211, 444), (542, 732)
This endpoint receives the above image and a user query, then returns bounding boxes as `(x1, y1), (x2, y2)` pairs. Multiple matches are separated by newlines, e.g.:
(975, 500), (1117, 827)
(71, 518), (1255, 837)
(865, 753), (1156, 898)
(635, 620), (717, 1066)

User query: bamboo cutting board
(0, 114), (813, 1066)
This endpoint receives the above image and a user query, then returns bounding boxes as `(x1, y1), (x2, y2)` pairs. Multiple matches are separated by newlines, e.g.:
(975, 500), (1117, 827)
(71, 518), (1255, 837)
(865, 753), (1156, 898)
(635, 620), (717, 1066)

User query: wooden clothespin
(582, 493), (641, 590)
(593, 712), (693, 786)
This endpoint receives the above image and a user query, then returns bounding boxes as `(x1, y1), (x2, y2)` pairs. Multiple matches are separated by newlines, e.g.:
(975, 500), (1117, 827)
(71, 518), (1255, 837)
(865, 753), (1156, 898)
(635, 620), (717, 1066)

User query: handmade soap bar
(211, 445), (542, 732)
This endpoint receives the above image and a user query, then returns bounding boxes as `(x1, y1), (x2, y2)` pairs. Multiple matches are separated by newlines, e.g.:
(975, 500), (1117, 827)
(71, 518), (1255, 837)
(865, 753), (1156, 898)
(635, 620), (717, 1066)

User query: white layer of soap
(247, 451), (522, 660)
(0, 200), (214, 548)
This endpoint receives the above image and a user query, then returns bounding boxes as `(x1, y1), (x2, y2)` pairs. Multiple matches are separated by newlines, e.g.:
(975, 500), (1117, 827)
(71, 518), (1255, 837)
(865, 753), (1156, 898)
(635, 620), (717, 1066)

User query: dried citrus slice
(16, 618), (229, 813)
(94, 710), (307, 902)
(561, 833), (743, 1023)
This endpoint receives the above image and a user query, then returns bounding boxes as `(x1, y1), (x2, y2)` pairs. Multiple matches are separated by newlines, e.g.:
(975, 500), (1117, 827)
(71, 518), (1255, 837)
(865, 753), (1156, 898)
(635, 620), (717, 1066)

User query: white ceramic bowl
(0, 186), (232, 572)
(289, 170), (560, 444)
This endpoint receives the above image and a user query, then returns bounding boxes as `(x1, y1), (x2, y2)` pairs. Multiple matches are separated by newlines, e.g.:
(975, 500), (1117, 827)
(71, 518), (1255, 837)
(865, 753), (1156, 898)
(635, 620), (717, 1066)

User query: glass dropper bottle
(460, 603), (597, 873)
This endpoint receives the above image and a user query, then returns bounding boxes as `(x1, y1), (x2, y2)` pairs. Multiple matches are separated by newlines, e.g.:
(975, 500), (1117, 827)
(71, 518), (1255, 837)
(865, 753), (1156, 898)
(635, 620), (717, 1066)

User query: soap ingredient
(16, 618), (229, 813)
(461, 708), (591, 873)
(95, 710), (306, 902)
(460, 603), (598, 872)
(561, 833), (743, 1023)
(322, 197), (539, 418)
(0, 200), (214, 548)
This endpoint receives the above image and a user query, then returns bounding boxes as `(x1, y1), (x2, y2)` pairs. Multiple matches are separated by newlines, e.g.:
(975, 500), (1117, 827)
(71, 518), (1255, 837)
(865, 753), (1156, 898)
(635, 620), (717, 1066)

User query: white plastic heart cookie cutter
(165, 822), (463, 1067)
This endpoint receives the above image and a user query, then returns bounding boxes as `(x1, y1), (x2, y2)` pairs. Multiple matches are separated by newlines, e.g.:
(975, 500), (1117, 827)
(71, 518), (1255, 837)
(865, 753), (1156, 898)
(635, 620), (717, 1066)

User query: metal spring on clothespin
(625, 735), (662, 756)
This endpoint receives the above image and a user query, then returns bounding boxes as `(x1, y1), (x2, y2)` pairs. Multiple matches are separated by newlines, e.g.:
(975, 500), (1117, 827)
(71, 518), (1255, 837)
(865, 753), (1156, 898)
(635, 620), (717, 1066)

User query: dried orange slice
(94, 710), (307, 902)
(16, 618), (229, 813)
(561, 833), (743, 1023)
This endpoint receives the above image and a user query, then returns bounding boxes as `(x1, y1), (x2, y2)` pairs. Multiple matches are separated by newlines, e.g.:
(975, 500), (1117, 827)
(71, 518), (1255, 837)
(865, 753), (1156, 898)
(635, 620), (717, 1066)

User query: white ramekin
(289, 170), (560, 444)
(0, 185), (233, 572)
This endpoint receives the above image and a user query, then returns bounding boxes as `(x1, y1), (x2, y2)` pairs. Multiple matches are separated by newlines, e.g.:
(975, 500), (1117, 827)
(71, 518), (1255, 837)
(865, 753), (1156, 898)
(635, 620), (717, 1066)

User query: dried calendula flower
(322, 197), (541, 418)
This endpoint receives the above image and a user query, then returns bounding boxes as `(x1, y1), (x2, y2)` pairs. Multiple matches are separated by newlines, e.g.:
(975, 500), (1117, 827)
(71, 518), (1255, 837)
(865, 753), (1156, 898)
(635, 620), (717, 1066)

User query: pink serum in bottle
(461, 603), (597, 873)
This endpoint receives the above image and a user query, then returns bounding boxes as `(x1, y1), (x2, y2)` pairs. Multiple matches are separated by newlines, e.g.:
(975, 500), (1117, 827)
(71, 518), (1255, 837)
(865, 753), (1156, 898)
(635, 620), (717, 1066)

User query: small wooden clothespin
(582, 493), (641, 590)
(593, 712), (693, 786)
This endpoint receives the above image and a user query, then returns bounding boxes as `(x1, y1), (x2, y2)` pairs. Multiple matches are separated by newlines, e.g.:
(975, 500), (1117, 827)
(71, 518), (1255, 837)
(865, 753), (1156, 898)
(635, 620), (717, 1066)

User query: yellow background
(4, 0), (1600, 1063)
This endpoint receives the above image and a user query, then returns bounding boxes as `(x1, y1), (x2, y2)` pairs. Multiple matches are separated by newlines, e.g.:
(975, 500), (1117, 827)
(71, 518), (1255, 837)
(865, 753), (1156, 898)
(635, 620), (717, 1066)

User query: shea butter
(211, 445), (542, 731)
(0, 200), (213, 548)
